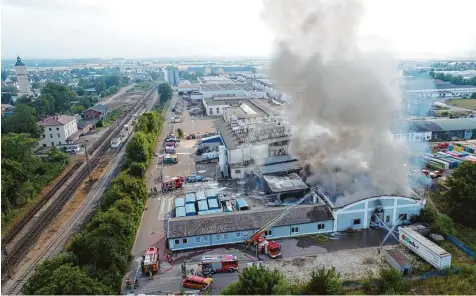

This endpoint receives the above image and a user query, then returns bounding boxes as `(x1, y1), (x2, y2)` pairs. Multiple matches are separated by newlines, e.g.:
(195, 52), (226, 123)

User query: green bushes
(23, 109), (165, 294)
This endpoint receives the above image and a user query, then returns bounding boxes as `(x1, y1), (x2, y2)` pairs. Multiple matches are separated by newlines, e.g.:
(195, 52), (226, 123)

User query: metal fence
(446, 234), (476, 259)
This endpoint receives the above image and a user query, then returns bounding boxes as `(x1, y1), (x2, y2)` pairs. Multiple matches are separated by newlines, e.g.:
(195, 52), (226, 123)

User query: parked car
(181, 275), (213, 291)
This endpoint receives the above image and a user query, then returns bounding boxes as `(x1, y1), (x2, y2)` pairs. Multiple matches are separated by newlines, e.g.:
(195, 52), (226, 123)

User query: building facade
(38, 115), (78, 147)
(14, 56), (32, 96)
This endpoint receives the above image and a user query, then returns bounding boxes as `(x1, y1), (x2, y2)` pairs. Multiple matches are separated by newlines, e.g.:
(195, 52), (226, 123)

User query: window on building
(43, 144), (47, 147)
(318, 223), (325, 230)
(174, 239), (180, 245)
(51, 142), (55, 146)
(216, 107), (220, 113)
(236, 232), (241, 238)
(353, 219), (361, 225)
(49, 128), (52, 131)
(264, 230), (272, 236)
(291, 226), (299, 234)
(59, 142), (61, 145)
(216, 234), (222, 241)
(56, 127), (59, 130)
(399, 214), (408, 221)
(57, 133), (60, 138)
(224, 234), (228, 239)
(386, 216), (390, 223)
(42, 134), (45, 138)
(235, 169), (241, 174)
(195, 237), (201, 243)
(183, 238), (188, 244)
(203, 236), (208, 241)
(209, 108), (213, 115)
(50, 134), (53, 138)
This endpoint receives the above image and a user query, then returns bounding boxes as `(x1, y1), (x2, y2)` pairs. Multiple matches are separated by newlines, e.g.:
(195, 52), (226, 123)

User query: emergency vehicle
(200, 254), (238, 274)
(162, 176), (185, 192)
(141, 247), (159, 274)
(256, 237), (282, 258)
(181, 275), (213, 291)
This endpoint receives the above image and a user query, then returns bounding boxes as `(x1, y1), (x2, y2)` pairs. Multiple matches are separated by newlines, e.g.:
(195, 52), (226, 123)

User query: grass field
(446, 99), (476, 110)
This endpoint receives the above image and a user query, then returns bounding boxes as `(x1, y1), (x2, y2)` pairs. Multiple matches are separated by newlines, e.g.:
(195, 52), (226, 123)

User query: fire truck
(141, 247), (159, 274)
(162, 176), (185, 192)
(200, 254), (239, 274)
(246, 192), (315, 259)
(255, 237), (282, 258)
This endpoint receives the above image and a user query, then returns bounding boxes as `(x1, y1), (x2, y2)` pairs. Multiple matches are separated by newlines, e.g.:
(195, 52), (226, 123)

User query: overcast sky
(2, 0), (476, 59)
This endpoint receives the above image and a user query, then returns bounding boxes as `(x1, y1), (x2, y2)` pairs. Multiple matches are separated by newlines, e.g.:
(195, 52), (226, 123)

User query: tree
(31, 94), (55, 118)
(95, 80), (106, 94)
(158, 83), (173, 104)
(1, 133), (37, 162)
(1, 85), (18, 104)
(31, 82), (42, 89)
(177, 128), (184, 139)
(41, 82), (76, 114)
(150, 71), (159, 81)
(444, 162), (476, 227)
(221, 265), (292, 295)
(2, 104), (42, 138)
(471, 92), (476, 99)
(33, 264), (108, 295)
(125, 132), (151, 165)
(75, 87), (86, 96)
(300, 267), (343, 295)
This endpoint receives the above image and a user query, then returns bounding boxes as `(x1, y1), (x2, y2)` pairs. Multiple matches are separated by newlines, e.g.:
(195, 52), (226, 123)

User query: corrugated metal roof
(168, 205), (334, 238)
(258, 161), (302, 175)
(429, 118), (476, 131)
(263, 173), (309, 193)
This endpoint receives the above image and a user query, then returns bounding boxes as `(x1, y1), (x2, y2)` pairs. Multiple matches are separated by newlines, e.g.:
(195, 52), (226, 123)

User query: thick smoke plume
(264, 0), (410, 206)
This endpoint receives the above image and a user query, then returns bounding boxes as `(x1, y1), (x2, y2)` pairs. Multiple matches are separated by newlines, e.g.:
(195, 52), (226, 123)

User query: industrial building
(203, 96), (269, 117)
(167, 192), (425, 251)
(392, 118), (476, 141)
(216, 115), (291, 179)
(166, 66), (180, 87)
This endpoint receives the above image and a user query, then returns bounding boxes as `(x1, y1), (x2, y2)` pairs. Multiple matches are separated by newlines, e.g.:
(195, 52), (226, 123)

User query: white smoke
(264, 0), (410, 206)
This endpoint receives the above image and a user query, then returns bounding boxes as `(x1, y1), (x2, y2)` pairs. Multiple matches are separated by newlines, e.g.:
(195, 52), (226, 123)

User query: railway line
(1, 87), (157, 290)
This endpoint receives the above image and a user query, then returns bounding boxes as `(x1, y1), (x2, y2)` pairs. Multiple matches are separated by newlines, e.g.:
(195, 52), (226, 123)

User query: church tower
(15, 56), (32, 96)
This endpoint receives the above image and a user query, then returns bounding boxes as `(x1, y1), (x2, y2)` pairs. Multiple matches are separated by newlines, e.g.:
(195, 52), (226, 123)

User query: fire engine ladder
(246, 191), (316, 247)
(370, 213), (405, 250)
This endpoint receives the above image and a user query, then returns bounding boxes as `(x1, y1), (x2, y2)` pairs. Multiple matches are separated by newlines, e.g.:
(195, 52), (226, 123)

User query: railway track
(1, 88), (156, 288)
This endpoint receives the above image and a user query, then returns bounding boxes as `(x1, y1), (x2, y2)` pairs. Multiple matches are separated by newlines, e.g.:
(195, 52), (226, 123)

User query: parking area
(126, 229), (398, 294)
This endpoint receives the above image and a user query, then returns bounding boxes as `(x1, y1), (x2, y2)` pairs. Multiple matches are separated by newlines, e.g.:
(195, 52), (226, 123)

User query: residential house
(37, 115), (78, 147)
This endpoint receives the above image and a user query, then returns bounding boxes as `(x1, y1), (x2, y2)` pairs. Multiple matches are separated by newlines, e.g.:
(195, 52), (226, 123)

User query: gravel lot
(266, 245), (393, 281)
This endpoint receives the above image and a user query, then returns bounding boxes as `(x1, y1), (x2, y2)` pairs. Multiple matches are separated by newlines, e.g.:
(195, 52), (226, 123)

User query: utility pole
(2, 246), (11, 278)
(84, 144), (92, 181)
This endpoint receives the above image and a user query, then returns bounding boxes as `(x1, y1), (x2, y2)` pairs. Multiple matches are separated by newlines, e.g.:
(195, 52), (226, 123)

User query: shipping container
(235, 198), (250, 211)
(385, 249), (412, 275)
(399, 227), (451, 270)
(198, 209), (223, 216)
(175, 197), (185, 208)
(196, 191), (206, 201)
(197, 200), (209, 212)
(207, 197), (220, 210)
(185, 203), (197, 216)
(186, 192), (196, 204)
(175, 206), (186, 218)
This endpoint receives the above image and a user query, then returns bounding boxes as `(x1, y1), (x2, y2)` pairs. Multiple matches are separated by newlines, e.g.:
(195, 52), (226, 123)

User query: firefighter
(134, 278), (139, 289)
(190, 268), (194, 275)
(125, 276), (131, 289)
(149, 269), (153, 280)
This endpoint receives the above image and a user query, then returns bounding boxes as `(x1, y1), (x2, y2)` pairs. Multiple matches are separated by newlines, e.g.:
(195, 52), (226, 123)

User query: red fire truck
(162, 176), (185, 192)
(200, 254), (239, 275)
(141, 247), (159, 274)
(256, 237), (282, 258)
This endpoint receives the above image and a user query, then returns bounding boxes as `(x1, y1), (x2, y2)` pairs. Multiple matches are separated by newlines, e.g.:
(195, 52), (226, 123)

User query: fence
(446, 235), (476, 259)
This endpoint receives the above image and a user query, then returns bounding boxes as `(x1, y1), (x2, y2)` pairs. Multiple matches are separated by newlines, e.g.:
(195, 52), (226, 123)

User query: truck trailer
(398, 226), (451, 270)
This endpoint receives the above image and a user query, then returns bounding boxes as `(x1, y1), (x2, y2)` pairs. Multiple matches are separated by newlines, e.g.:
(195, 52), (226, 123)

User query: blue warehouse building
(167, 205), (334, 251)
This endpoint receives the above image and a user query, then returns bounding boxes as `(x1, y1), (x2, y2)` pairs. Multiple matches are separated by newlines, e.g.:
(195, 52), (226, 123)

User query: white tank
(219, 145), (227, 172)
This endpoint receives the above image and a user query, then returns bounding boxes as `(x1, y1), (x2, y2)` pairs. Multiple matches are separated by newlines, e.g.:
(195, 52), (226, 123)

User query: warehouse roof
(258, 161), (302, 175)
(215, 117), (290, 150)
(263, 173), (309, 193)
(428, 118), (476, 131)
(200, 83), (253, 92)
(167, 205), (334, 238)
(254, 155), (296, 166)
(393, 118), (476, 133)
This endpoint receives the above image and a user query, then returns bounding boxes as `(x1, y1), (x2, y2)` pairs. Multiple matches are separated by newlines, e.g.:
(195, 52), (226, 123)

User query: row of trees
(221, 264), (414, 295)
(429, 71), (476, 87)
(23, 107), (166, 294)
(1, 133), (68, 222)
(158, 83), (173, 104)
